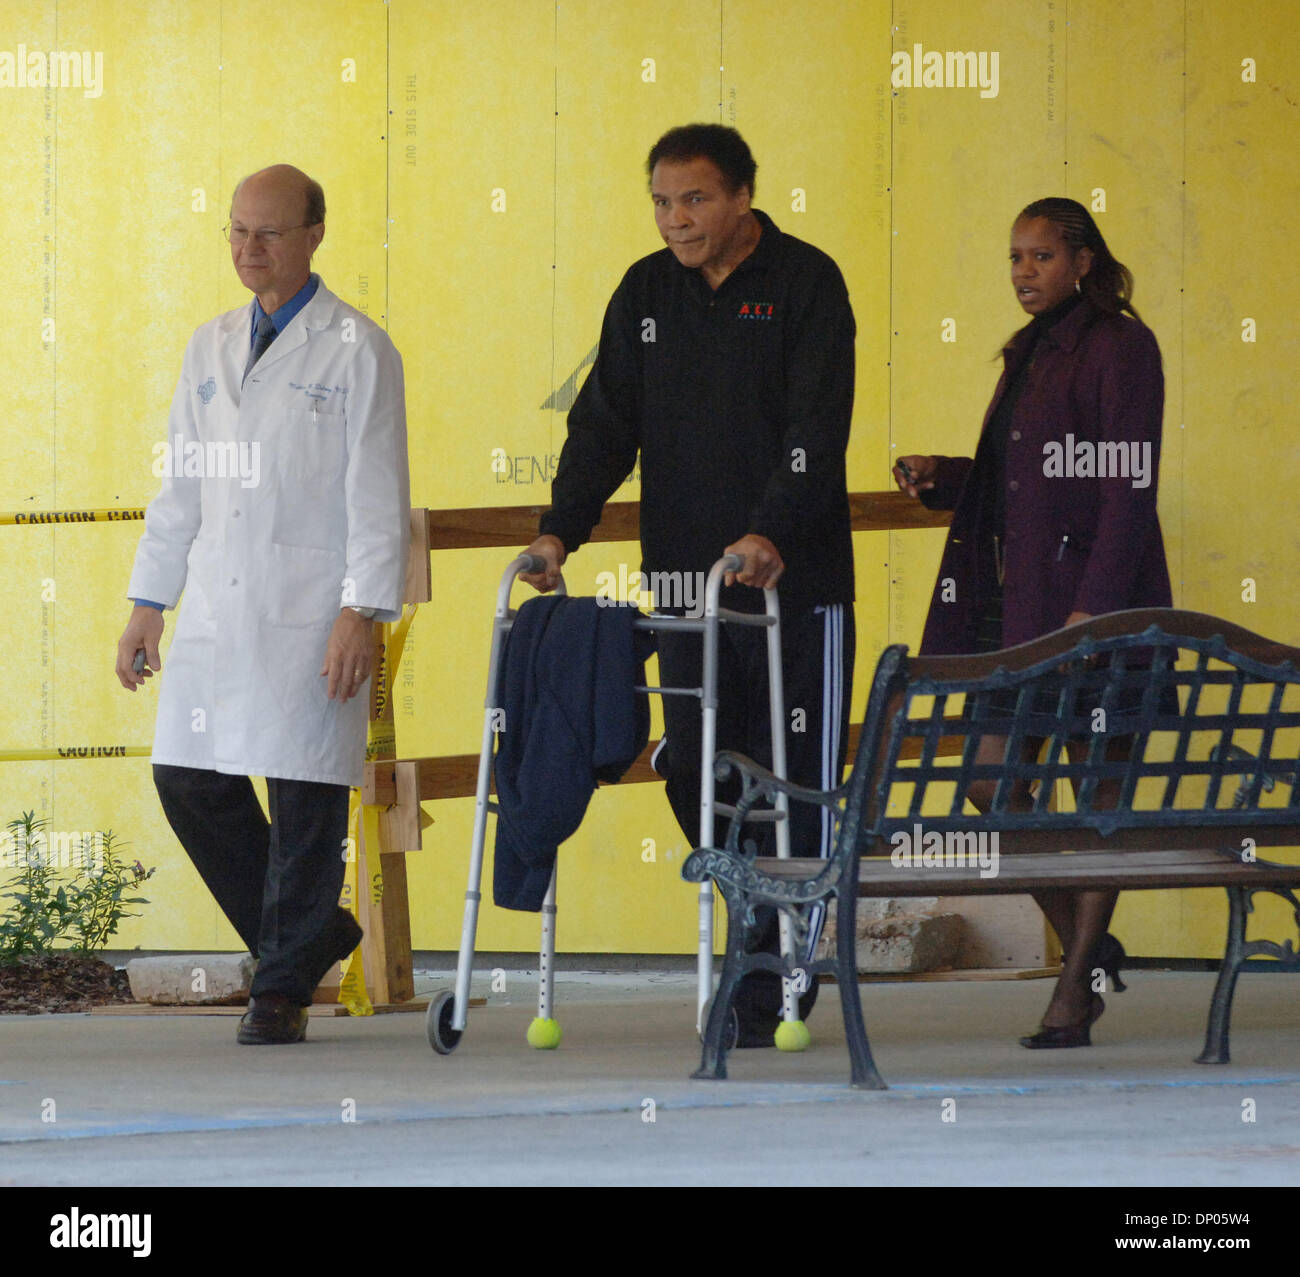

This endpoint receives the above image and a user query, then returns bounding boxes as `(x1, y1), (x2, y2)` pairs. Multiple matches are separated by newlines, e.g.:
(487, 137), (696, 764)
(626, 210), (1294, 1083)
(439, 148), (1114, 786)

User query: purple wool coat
(919, 296), (1173, 656)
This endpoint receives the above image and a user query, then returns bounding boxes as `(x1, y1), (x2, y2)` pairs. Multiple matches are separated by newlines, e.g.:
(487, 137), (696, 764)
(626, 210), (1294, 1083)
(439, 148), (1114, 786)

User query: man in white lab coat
(115, 165), (410, 1045)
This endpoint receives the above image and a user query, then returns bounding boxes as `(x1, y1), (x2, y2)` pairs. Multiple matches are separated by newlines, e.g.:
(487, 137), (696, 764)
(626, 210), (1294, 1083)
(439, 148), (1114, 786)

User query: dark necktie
(242, 314), (277, 385)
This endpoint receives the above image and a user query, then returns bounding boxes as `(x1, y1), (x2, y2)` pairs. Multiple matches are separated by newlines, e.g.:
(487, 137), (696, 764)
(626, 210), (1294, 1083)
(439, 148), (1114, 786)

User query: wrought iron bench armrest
(712, 750), (846, 855)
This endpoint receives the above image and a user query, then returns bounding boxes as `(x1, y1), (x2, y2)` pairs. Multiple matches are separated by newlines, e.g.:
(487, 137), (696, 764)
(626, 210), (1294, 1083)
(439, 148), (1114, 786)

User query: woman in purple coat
(895, 197), (1172, 1048)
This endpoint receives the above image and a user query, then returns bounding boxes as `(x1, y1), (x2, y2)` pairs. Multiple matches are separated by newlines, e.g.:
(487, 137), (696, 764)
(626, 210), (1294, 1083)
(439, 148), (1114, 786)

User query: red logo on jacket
(737, 302), (775, 319)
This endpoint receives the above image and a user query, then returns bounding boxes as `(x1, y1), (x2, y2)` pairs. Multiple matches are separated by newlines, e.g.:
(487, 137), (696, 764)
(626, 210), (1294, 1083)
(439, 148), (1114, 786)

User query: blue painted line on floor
(2, 1072), (1299, 1144)
(3, 1113), (354, 1142)
(890, 1075), (1300, 1096)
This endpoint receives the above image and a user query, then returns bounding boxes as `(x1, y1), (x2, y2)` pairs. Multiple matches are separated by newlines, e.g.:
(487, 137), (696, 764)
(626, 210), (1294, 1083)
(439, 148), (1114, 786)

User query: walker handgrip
(703, 554), (747, 613)
(517, 554), (548, 575)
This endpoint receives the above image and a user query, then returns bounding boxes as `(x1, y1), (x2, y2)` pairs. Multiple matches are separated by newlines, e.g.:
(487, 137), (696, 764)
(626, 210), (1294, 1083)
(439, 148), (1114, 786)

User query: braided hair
(1017, 197), (1140, 321)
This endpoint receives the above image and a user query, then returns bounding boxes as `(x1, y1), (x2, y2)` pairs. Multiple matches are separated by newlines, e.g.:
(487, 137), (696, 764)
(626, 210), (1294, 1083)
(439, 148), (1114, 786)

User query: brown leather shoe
(237, 992), (309, 1045)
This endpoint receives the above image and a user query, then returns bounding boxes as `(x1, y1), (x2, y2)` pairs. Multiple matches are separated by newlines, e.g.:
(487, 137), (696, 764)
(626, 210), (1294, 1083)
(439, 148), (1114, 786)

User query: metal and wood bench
(682, 608), (1300, 1089)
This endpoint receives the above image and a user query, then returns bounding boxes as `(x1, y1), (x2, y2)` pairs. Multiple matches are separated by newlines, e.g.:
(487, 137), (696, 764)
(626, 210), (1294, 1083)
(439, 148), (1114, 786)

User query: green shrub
(0, 812), (155, 964)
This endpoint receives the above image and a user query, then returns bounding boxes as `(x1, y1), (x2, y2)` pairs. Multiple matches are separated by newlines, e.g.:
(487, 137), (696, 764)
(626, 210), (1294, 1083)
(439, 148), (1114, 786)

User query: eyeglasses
(222, 223), (318, 246)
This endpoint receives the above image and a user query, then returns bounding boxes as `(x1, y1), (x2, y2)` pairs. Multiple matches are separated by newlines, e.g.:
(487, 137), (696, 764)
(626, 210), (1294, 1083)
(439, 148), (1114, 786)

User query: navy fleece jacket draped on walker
(493, 595), (652, 911)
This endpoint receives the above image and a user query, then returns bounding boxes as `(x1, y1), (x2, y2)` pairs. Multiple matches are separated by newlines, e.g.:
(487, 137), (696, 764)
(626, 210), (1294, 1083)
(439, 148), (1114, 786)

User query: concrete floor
(2, 968), (1299, 1187)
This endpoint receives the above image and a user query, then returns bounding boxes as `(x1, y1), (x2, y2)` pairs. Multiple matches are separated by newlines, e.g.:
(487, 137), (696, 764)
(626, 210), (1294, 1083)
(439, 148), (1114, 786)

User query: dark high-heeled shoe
(1019, 994), (1104, 1049)
(1090, 932), (1127, 993)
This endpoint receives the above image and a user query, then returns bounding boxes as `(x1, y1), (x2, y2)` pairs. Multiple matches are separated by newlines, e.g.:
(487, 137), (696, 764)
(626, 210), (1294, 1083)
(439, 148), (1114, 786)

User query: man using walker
(523, 124), (857, 1047)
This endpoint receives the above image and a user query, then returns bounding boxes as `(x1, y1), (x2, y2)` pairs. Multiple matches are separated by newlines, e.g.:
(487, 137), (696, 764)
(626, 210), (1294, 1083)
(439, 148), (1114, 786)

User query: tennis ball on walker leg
(526, 1017), (562, 1049)
(774, 1019), (811, 1052)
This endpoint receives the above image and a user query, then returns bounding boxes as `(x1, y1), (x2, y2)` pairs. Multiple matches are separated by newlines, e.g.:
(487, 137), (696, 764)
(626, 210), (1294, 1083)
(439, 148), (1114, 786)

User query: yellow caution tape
(0, 745), (151, 761)
(365, 726), (396, 760)
(385, 604), (417, 681)
(339, 603), (419, 1015)
(0, 509), (146, 525)
(337, 789), (376, 1017)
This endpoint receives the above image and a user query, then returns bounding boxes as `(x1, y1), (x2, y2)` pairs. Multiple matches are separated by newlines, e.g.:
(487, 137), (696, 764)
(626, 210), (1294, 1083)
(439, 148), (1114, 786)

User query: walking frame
(426, 552), (807, 1054)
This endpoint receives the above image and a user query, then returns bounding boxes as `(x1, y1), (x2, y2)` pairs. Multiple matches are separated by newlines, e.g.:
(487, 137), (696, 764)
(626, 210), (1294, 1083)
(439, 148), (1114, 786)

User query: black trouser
(153, 765), (350, 1006)
(655, 602), (855, 1019)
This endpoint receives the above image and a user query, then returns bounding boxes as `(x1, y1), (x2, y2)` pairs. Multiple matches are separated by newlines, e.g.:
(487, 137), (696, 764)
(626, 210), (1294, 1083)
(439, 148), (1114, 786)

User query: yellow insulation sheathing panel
(1, 0), (1294, 958)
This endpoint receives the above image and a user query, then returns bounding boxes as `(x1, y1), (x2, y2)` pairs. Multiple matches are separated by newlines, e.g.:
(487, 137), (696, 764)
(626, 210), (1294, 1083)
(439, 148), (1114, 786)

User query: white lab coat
(128, 278), (411, 787)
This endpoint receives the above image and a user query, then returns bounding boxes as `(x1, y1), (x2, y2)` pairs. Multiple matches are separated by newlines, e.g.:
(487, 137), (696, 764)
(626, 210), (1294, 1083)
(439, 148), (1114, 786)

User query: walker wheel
(427, 989), (463, 1054)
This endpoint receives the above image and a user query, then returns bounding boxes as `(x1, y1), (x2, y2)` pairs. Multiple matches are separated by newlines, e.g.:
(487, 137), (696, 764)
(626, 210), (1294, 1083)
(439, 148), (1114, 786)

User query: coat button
(1008, 480), (1019, 492)
(1010, 430), (1021, 441)
(232, 510), (241, 518)
(230, 578), (238, 586)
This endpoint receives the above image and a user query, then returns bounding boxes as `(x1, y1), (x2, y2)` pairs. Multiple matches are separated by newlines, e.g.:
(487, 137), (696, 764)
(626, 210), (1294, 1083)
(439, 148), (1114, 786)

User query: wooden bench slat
(745, 848), (1300, 894)
(878, 824), (1300, 853)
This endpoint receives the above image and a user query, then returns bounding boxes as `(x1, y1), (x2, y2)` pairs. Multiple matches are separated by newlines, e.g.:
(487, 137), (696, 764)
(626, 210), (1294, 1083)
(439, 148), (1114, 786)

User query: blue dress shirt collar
(250, 272), (320, 347)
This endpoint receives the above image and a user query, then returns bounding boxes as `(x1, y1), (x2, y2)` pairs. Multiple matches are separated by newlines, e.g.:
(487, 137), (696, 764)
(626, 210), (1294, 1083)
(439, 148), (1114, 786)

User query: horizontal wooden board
(422, 492), (950, 552)
(821, 967), (1060, 983)
(362, 720), (966, 805)
(740, 848), (1300, 895)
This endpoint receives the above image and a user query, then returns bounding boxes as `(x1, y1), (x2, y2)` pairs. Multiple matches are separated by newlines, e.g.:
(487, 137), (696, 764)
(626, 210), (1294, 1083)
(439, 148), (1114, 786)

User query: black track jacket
(540, 209), (856, 614)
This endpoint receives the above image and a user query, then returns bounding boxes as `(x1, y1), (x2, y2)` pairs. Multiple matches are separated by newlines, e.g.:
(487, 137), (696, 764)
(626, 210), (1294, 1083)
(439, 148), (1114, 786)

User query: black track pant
(654, 602), (855, 1020)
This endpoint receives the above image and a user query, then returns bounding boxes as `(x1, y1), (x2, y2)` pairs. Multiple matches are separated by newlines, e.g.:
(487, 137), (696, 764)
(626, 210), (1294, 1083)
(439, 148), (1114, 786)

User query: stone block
(817, 907), (964, 974)
(126, 954), (255, 1005)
